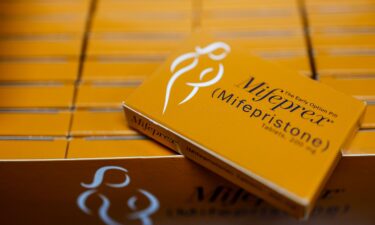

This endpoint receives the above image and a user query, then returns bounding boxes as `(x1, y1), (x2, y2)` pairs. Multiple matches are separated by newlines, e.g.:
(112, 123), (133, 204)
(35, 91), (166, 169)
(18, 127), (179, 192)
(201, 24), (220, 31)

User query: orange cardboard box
(0, 111), (70, 136)
(320, 77), (375, 101)
(222, 36), (306, 50)
(0, 139), (67, 160)
(201, 17), (302, 30)
(203, 0), (298, 10)
(0, 0), (90, 16)
(67, 137), (173, 159)
(202, 7), (299, 20)
(363, 105), (375, 129)
(312, 33), (375, 47)
(123, 32), (365, 218)
(92, 19), (192, 33)
(0, 84), (74, 109)
(309, 12), (375, 27)
(0, 59), (78, 82)
(346, 130), (375, 154)
(76, 84), (135, 109)
(0, 39), (82, 57)
(306, 0), (374, 15)
(87, 38), (181, 56)
(0, 20), (86, 35)
(315, 55), (375, 77)
(70, 110), (139, 137)
(98, 0), (192, 12)
(83, 57), (163, 82)
(0, 132), (373, 224)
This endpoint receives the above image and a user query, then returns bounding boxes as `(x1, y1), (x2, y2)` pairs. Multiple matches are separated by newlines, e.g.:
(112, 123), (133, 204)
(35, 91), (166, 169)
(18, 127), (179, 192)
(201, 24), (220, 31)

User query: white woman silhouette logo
(162, 41), (231, 114)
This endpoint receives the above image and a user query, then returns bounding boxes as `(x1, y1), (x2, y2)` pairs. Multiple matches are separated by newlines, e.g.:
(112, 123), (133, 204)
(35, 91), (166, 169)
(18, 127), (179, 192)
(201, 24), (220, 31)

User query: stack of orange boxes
(0, 0), (373, 224)
(0, 0), (90, 159)
(68, 0), (193, 158)
(306, 0), (374, 155)
(200, 0), (311, 76)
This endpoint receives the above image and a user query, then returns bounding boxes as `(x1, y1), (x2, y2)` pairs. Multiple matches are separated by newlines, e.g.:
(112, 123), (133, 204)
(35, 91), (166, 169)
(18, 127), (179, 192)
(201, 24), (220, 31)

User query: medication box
(123, 32), (366, 218)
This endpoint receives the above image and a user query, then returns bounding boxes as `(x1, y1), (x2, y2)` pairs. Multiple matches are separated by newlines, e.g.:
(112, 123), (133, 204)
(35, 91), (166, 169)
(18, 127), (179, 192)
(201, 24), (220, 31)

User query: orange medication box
(67, 137), (173, 159)
(363, 105), (375, 129)
(0, 140), (374, 225)
(0, 85), (74, 109)
(0, 112), (71, 137)
(71, 110), (139, 137)
(124, 32), (366, 218)
(76, 84), (136, 108)
(346, 130), (375, 155)
(0, 139), (67, 160)
(315, 55), (375, 77)
(87, 38), (180, 56)
(0, 59), (78, 82)
(0, 39), (82, 57)
(83, 57), (163, 82)
(320, 77), (375, 101)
